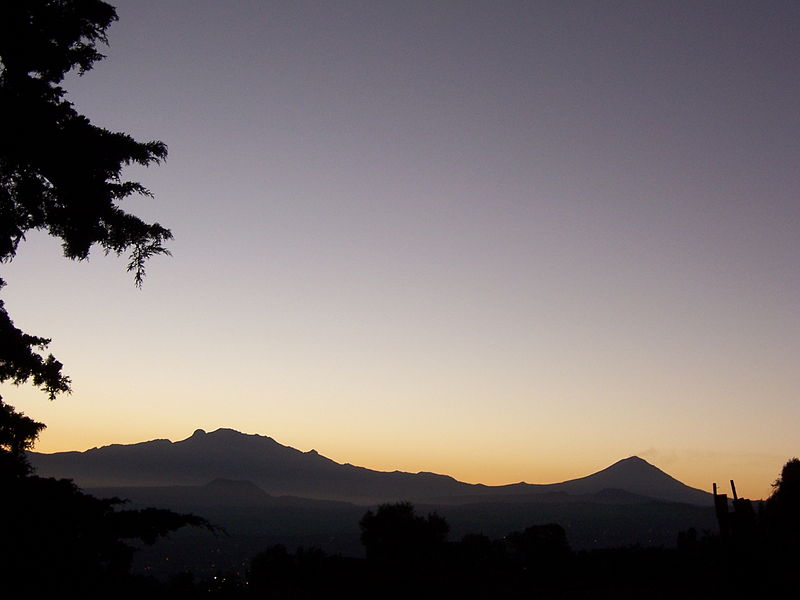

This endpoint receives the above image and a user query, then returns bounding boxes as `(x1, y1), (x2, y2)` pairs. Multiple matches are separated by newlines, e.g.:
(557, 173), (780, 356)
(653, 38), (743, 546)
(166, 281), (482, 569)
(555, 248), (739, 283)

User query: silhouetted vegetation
(233, 488), (794, 599)
(0, 4), (215, 595)
(1, 397), (213, 595)
(0, 0), (172, 427)
(359, 501), (448, 563)
(0, 1), (171, 285)
(86, 464), (797, 598)
(763, 458), (800, 549)
(1, 470), (212, 595)
(0, 398), (45, 476)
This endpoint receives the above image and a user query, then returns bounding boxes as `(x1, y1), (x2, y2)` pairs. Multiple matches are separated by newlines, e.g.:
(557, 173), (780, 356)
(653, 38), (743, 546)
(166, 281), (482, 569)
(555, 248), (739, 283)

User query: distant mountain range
(28, 428), (719, 570)
(29, 427), (711, 506)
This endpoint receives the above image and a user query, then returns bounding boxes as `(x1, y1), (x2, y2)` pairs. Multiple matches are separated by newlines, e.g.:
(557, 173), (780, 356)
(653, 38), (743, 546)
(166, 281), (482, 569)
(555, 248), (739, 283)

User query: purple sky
(4, 1), (799, 498)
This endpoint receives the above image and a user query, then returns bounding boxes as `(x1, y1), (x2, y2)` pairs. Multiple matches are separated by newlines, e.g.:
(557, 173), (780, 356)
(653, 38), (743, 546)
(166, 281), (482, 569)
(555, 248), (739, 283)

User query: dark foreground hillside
(123, 492), (716, 578)
(128, 499), (794, 600)
(3, 461), (798, 599)
(83, 475), (716, 578)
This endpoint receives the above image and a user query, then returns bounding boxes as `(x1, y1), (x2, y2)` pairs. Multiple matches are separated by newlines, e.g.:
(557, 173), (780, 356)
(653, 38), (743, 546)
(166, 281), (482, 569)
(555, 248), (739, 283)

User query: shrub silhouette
(506, 523), (571, 586)
(359, 502), (448, 564)
(762, 458), (800, 557)
(0, 472), (211, 594)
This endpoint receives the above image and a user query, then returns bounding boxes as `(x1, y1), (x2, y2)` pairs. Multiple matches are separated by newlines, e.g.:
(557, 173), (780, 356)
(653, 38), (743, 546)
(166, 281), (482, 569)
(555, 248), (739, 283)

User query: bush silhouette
(763, 458), (800, 556)
(359, 502), (448, 564)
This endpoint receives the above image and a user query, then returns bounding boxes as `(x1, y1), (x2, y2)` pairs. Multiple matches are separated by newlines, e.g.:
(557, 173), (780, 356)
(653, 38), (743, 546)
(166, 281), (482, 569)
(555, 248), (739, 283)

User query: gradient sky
(3, 0), (799, 499)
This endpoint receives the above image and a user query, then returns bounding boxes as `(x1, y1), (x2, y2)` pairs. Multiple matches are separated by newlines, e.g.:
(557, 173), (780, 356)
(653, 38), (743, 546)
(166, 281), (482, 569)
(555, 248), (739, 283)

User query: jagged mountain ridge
(28, 427), (711, 505)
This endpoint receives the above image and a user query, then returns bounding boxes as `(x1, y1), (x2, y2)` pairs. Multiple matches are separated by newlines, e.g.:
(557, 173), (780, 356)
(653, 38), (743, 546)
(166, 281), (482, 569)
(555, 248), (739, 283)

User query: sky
(3, 0), (799, 500)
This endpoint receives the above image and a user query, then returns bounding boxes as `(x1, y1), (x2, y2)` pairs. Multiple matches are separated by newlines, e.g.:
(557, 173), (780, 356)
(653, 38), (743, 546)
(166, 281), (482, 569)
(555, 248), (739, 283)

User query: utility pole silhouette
(713, 480), (756, 541)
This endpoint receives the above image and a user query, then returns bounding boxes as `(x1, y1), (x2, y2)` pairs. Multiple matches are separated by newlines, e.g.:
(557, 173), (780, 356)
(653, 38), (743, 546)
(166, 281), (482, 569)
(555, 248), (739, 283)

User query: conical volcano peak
(592, 456), (673, 482)
(552, 455), (710, 504)
(613, 456), (655, 470)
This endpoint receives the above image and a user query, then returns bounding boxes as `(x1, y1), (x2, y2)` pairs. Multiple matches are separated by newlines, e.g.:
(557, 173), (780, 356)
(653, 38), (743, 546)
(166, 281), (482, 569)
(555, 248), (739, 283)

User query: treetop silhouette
(359, 501), (449, 564)
(763, 457), (800, 554)
(0, 4), (208, 593)
(0, 0), (172, 413)
(0, 1), (174, 455)
(0, 0), (171, 281)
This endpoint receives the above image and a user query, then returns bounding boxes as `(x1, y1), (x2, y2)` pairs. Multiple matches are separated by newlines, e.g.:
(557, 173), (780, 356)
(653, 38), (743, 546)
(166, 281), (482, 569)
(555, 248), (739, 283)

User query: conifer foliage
(0, 4), (208, 593)
(0, 0), (172, 430)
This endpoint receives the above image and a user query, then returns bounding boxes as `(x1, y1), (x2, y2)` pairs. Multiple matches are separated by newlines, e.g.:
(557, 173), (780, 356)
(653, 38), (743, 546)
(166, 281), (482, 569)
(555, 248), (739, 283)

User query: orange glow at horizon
(24, 412), (781, 502)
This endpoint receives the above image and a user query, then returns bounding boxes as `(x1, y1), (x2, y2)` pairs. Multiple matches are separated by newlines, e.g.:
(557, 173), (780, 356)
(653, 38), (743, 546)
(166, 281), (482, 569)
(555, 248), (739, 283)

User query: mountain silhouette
(457, 456), (711, 506)
(560, 456), (710, 503)
(28, 428), (711, 506)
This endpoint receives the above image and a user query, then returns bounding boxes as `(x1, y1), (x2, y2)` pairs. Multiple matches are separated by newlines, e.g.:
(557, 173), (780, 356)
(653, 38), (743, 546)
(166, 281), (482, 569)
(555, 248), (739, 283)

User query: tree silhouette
(0, 471), (212, 594)
(506, 523), (571, 566)
(769, 458), (800, 507)
(359, 502), (449, 564)
(359, 503), (449, 598)
(0, 398), (45, 477)
(762, 458), (800, 556)
(0, 0), (172, 422)
(505, 523), (571, 589)
(0, 3), (212, 593)
(0, 0), (171, 281)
